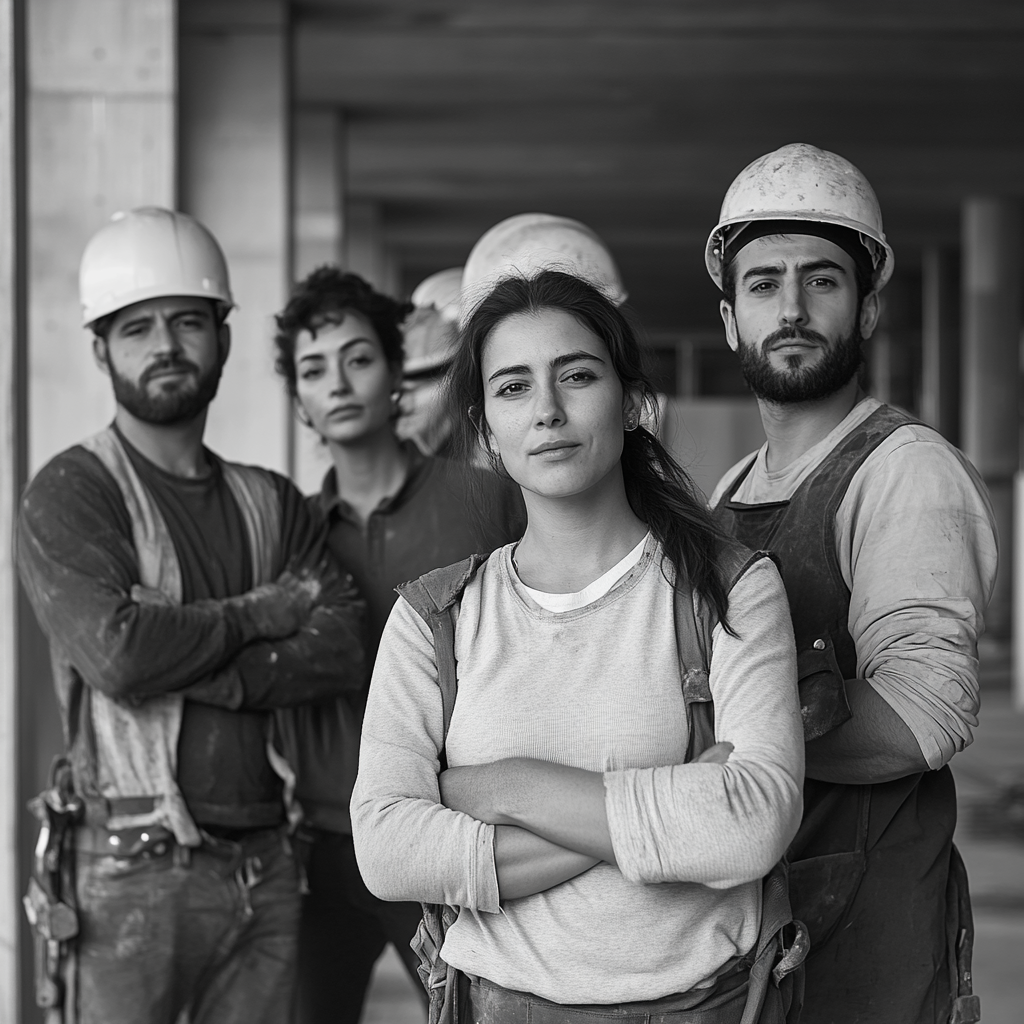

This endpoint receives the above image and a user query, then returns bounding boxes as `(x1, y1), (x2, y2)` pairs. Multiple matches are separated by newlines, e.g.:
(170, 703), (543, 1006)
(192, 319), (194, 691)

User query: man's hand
(131, 584), (175, 608)
(226, 569), (322, 643)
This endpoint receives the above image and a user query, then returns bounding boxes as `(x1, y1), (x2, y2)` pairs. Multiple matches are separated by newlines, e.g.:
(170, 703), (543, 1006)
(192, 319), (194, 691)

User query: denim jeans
(72, 825), (301, 1024)
(461, 970), (749, 1024)
(295, 828), (426, 1024)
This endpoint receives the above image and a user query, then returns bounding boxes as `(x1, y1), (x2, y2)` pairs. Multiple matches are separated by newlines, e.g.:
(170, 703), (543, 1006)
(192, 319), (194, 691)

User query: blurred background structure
(1, 1), (1024, 1020)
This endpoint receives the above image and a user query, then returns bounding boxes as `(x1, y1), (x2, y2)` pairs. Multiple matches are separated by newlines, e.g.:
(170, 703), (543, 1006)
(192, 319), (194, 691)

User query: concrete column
(292, 107), (343, 493)
(22, 3), (176, 1016)
(0, 2), (26, 1018)
(179, 0), (292, 473)
(28, 0), (176, 472)
(868, 271), (921, 414)
(344, 198), (400, 296)
(961, 199), (1021, 656)
(294, 108), (343, 282)
(920, 247), (961, 446)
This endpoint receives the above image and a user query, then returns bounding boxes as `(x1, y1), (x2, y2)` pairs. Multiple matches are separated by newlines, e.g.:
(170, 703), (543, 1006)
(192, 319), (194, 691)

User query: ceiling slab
(290, 0), (1024, 327)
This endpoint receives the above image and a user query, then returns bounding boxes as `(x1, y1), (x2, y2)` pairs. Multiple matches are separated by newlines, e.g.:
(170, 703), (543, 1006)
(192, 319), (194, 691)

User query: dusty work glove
(132, 571), (323, 644)
(227, 570), (322, 643)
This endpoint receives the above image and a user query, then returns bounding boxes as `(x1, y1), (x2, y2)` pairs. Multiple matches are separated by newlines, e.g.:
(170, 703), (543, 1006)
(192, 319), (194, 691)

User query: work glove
(132, 568), (322, 643)
(227, 569), (322, 642)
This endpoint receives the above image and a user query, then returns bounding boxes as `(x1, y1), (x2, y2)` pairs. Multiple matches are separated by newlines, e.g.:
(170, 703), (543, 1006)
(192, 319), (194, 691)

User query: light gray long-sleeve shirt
(350, 538), (803, 1003)
(709, 397), (998, 770)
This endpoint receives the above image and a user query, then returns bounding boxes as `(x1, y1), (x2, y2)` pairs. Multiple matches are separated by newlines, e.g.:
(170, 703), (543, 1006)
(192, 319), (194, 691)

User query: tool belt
(23, 762), (180, 1022)
(24, 758), (82, 1023)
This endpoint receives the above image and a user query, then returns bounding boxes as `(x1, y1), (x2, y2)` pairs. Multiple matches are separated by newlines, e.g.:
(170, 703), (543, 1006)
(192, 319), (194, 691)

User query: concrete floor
(950, 678), (1024, 1024)
(360, 682), (1024, 1024)
(362, 945), (425, 1024)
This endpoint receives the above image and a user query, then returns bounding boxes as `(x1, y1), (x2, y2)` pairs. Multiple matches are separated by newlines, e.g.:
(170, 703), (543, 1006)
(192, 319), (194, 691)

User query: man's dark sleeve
(183, 475), (367, 710)
(17, 450), (251, 701)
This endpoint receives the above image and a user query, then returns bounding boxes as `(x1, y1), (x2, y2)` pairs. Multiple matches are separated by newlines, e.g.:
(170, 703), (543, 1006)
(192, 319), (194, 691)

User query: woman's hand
(694, 741), (733, 764)
(439, 745), (733, 864)
(439, 762), (509, 824)
(440, 758), (615, 862)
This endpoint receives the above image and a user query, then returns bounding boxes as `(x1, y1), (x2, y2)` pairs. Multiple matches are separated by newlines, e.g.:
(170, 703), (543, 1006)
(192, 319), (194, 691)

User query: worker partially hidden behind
(396, 265), (463, 457)
(17, 207), (366, 1024)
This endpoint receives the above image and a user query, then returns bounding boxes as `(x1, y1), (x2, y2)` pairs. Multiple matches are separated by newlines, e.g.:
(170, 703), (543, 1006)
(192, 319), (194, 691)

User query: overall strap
(401, 556), (490, 1024)
(676, 541), (774, 761)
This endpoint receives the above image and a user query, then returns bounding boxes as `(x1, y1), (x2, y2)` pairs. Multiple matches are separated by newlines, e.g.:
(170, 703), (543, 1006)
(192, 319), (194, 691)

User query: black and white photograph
(1, 2), (1022, 1023)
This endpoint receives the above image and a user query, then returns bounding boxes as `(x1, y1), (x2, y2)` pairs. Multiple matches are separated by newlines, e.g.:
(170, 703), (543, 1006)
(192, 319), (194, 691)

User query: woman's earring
(624, 415), (638, 432)
(295, 404), (315, 430)
(390, 389), (403, 417)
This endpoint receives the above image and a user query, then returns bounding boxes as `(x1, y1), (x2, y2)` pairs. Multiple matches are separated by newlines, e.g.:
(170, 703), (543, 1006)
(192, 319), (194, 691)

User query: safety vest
(75, 427), (282, 846)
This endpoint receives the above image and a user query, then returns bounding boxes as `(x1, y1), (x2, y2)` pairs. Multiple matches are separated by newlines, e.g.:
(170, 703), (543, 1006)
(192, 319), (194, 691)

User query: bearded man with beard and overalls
(17, 208), (366, 1024)
(705, 145), (995, 1024)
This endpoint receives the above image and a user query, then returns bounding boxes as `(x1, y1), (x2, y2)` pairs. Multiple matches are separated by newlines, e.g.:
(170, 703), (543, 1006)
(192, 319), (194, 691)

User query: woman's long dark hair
(446, 270), (733, 629)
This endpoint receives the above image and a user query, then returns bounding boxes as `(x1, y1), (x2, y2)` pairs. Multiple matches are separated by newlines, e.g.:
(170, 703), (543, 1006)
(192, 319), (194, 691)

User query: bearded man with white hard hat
(706, 144), (993, 1023)
(17, 207), (366, 1024)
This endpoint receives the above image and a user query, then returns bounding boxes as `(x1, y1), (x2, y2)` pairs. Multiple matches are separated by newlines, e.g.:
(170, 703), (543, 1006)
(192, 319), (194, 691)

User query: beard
(107, 354), (224, 425)
(737, 323), (864, 404)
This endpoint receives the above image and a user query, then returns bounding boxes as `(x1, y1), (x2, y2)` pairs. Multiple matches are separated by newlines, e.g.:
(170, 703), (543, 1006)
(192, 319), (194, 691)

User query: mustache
(142, 357), (200, 385)
(760, 326), (831, 356)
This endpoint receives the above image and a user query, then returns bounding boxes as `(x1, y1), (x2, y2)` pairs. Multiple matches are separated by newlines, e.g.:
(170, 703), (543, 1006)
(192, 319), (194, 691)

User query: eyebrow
(487, 349), (606, 383)
(118, 307), (211, 331)
(297, 336), (375, 362)
(741, 258), (848, 283)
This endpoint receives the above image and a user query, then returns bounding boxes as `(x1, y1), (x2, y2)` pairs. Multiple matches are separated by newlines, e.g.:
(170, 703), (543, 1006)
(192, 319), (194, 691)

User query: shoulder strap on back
(677, 538), (774, 761)
(397, 553), (488, 620)
(397, 554), (489, 762)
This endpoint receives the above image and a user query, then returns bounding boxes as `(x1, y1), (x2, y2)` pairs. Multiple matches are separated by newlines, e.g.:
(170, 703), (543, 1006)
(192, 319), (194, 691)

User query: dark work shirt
(119, 436), (283, 828)
(287, 444), (524, 832)
(17, 428), (367, 834)
(321, 444), (525, 659)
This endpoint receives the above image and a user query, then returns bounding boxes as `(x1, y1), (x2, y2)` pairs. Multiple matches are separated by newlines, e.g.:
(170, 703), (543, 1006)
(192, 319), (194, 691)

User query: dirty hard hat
(79, 207), (233, 327)
(403, 268), (464, 376)
(410, 267), (463, 323)
(460, 213), (627, 326)
(705, 143), (894, 292)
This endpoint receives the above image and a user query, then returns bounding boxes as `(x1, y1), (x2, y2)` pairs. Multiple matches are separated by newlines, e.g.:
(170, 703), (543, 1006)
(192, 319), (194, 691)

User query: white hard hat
(460, 213), (627, 326)
(410, 267), (463, 323)
(705, 143), (894, 292)
(79, 207), (233, 327)
(403, 268), (464, 376)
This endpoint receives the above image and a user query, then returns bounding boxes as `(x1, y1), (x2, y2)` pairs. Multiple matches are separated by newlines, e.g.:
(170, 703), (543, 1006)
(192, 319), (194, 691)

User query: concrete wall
(661, 397), (766, 503)
(28, 0), (176, 474)
(179, 0), (292, 473)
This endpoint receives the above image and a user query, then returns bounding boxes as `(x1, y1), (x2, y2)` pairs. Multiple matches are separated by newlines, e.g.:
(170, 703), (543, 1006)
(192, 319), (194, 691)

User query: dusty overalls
(713, 405), (974, 1024)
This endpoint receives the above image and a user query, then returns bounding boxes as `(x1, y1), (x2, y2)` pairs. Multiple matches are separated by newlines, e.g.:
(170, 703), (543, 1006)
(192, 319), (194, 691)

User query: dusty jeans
(72, 825), (301, 1024)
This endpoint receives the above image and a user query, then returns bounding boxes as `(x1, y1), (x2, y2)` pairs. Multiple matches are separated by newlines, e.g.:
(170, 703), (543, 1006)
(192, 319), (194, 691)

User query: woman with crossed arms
(351, 270), (804, 1023)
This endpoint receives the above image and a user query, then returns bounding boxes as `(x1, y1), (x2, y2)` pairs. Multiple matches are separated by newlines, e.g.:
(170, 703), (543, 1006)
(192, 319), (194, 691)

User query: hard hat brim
(705, 210), (894, 292)
(83, 285), (234, 328)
